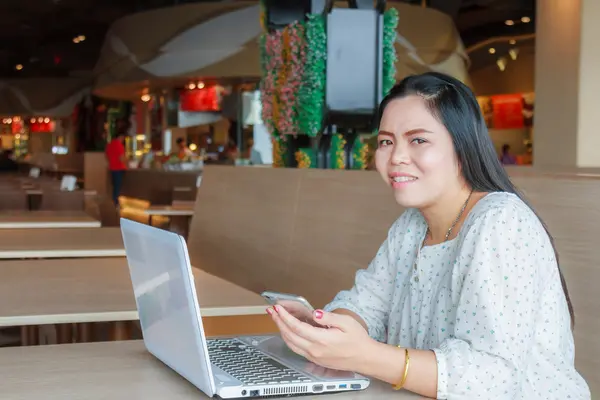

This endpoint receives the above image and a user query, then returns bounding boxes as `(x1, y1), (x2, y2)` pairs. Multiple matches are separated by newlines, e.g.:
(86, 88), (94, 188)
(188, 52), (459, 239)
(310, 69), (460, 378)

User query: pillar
(534, 0), (600, 168)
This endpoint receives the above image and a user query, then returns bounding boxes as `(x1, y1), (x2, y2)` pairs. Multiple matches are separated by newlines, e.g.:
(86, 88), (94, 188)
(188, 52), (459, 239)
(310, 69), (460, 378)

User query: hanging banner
(491, 94), (524, 129)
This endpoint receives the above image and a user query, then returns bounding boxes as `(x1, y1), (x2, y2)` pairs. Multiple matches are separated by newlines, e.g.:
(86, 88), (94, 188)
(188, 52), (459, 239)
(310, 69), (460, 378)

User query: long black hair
(376, 72), (574, 327)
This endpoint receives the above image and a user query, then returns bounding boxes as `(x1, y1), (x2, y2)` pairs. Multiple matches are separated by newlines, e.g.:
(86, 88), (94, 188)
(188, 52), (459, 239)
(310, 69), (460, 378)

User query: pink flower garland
(260, 31), (282, 137)
(260, 22), (306, 138)
(278, 22), (306, 136)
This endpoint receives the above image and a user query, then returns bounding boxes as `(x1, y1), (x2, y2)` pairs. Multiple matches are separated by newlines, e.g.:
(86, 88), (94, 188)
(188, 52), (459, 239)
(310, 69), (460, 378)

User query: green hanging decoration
(272, 137), (287, 168)
(298, 14), (327, 137)
(382, 8), (399, 96)
(329, 134), (347, 170)
(295, 147), (316, 168)
(351, 140), (369, 170)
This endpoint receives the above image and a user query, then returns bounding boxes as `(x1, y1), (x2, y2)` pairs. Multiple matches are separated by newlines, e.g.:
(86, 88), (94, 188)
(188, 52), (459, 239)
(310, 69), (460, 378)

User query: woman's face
(375, 95), (463, 209)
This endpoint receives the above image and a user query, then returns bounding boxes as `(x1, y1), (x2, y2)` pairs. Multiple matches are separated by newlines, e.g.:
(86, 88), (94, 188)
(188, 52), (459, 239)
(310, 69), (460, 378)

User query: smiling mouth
(391, 176), (418, 183)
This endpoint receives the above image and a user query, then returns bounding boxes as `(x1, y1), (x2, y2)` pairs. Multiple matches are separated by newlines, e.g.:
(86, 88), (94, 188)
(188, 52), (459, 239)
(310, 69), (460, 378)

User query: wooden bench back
(39, 190), (85, 211)
(0, 189), (28, 211)
(187, 166), (402, 307)
(188, 166), (599, 390)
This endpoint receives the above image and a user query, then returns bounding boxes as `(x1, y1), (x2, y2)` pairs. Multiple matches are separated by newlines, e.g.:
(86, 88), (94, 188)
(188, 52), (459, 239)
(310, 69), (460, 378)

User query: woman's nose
(391, 143), (410, 165)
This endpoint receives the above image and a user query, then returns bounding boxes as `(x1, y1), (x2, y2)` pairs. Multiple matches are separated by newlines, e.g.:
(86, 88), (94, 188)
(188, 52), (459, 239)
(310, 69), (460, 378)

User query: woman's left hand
(267, 305), (374, 372)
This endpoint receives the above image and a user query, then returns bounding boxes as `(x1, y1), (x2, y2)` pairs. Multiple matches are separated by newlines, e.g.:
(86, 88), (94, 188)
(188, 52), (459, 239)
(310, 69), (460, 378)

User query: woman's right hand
(275, 300), (319, 326)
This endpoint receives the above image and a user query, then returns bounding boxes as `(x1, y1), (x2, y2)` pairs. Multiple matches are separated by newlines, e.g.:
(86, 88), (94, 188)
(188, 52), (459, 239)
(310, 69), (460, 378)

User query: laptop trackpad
(240, 336), (361, 380)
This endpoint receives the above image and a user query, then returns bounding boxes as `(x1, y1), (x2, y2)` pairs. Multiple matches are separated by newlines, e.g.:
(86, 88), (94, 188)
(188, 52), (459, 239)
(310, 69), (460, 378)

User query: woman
(267, 73), (590, 399)
(500, 143), (517, 165)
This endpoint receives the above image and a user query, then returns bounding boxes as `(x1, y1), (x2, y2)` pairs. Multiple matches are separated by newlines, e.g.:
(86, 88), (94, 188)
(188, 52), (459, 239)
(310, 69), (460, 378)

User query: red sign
(11, 120), (23, 134)
(491, 94), (524, 129)
(179, 86), (220, 112)
(30, 121), (55, 133)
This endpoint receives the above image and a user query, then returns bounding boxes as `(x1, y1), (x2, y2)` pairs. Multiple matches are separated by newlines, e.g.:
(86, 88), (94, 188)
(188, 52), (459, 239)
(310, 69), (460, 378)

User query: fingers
(273, 305), (328, 343)
(267, 307), (312, 357)
(281, 333), (310, 359)
(312, 309), (351, 331)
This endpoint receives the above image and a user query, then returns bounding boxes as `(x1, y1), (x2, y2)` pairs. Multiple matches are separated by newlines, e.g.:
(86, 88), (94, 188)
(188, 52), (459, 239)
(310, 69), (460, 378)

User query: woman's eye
(378, 139), (393, 147)
(411, 138), (427, 145)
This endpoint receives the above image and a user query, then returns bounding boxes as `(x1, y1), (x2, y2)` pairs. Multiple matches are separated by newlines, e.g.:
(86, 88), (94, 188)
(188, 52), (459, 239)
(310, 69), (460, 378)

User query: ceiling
(0, 0), (535, 79)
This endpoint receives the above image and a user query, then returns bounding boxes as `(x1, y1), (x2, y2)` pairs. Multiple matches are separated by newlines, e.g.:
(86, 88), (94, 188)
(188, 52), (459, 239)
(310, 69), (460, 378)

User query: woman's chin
(392, 189), (425, 209)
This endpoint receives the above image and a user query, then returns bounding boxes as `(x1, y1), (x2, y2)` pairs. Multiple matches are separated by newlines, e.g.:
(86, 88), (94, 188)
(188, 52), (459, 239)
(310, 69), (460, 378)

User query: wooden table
(0, 210), (101, 229)
(0, 258), (267, 326)
(0, 258), (274, 343)
(144, 206), (194, 217)
(0, 341), (422, 399)
(0, 227), (125, 258)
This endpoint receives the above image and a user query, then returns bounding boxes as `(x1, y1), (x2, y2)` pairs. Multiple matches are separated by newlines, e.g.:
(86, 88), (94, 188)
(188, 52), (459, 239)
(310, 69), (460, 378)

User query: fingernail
(266, 308), (272, 315)
(314, 310), (324, 319)
(273, 305), (279, 313)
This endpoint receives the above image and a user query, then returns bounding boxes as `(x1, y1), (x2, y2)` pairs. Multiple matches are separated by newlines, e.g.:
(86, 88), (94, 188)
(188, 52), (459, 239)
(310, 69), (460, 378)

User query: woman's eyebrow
(404, 128), (433, 136)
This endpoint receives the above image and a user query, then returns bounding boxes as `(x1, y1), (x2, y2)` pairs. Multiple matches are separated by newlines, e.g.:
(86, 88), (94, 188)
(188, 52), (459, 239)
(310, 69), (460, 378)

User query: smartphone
(261, 291), (315, 322)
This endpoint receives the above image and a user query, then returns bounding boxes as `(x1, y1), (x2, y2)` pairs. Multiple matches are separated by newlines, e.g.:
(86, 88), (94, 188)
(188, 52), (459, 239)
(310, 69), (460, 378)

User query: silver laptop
(120, 218), (370, 398)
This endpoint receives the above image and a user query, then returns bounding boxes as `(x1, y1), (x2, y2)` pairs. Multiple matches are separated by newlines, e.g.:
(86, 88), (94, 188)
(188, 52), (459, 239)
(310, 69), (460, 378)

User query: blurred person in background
(175, 137), (195, 160)
(500, 143), (517, 165)
(247, 138), (263, 165)
(105, 129), (128, 207)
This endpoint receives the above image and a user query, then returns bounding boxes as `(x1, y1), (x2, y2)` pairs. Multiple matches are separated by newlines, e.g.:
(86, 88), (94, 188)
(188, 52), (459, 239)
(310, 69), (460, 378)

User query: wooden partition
(0, 190), (28, 211)
(83, 152), (200, 205)
(510, 174), (600, 389)
(188, 166), (402, 307)
(188, 166), (600, 391)
(39, 190), (85, 211)
(120, 170), (201, 205)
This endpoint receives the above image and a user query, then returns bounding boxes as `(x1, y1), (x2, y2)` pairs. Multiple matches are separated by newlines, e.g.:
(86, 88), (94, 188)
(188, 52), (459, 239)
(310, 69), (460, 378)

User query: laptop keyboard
(207, 338), (312, 386)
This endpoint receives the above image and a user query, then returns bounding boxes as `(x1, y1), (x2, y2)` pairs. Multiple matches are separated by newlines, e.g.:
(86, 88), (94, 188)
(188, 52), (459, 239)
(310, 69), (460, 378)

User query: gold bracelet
(392, 347), (410, 391)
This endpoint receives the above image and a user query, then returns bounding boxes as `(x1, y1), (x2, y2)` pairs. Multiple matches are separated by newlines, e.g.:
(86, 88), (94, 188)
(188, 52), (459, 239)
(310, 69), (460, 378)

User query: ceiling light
(497, 57), (507, 72)
(509, 39), (516, 45)
(141, 94), (151, 102)
(197, 82), (205, 89)
(44, 117), (50, 123)
(188, 83), (196, 90)
(189, 143), (198, 151)
(73, 37), (80, 44)
(488, 48), (496, 54)
(521, 16), (531, 23)
(30, 118), (36, 123)
(505, 20), (515, 26)
(78, 35), (86, 41)
(6, 118), (12, 124)
(15, 64), (23, 71)
(37, 117), (44, 123)
(509, 48), (520, 61)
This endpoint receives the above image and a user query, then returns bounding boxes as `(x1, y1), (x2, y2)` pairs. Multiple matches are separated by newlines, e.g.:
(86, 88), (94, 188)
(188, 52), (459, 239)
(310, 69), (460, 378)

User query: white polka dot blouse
(324, 192), (590, 399)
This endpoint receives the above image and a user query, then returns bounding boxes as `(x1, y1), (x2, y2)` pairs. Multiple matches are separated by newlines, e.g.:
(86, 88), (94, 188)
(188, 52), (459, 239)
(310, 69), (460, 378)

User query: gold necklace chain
(424, 189), (474, 245)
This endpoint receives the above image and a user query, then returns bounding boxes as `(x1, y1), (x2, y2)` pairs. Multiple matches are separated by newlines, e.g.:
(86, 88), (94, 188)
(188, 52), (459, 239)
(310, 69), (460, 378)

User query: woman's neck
(420, 186), (477, 245)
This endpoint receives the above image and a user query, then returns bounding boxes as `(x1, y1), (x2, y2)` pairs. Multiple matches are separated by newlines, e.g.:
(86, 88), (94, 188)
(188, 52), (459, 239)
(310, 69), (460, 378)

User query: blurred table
(0, 227), (124, 259)
(0, 210), (100, 229)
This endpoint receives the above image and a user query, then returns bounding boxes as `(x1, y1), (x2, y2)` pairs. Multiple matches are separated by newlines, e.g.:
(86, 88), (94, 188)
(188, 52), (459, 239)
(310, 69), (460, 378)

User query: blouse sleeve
(323, 214), (408, 342)
(433, 202), (556, 399)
